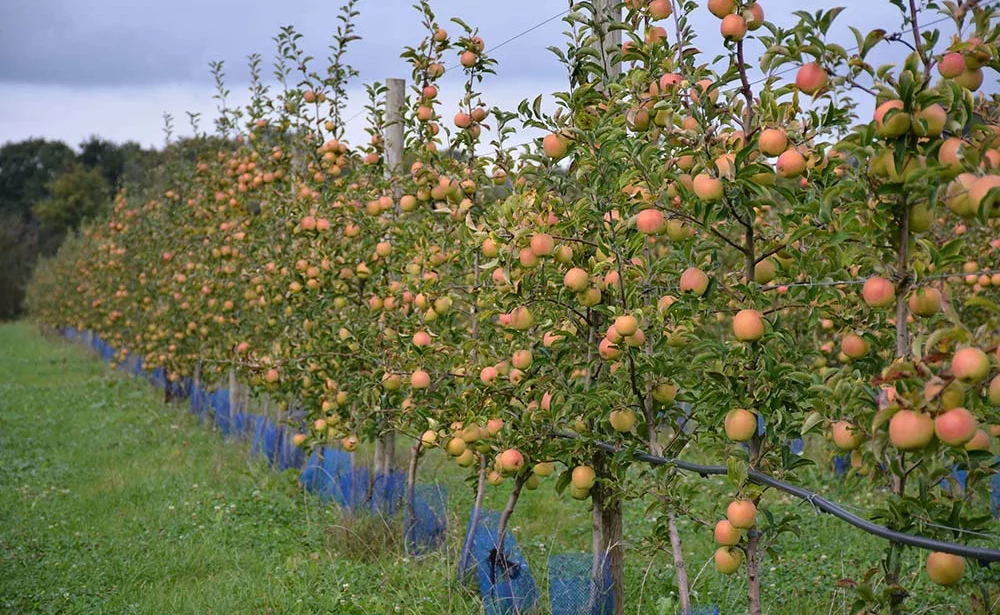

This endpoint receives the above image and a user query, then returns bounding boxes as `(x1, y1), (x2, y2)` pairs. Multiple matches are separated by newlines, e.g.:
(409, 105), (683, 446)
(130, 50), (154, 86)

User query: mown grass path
(0, 323), (476, 614)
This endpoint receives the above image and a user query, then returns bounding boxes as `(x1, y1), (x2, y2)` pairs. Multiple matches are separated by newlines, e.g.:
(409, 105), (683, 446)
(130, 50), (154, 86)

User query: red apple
(888, 410), (935, 450)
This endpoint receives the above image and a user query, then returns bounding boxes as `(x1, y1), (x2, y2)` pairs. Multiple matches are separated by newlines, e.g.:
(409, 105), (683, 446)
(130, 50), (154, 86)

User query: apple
(707, 0), (735, 18)
(732, 309), (765, 341)
(951, 347), (989, 383)
(841, 333), (868, 359)
(938, 137), (964, 170)
(636, 208), (665, 234)
(796, 62), (828, 94)
(989, 374), (1000, 405)
(413, 331), (431, 347)
(614, 314), (639, 336)
(571, 465), (596, 490)
(480, 366), (498, 385)
(455, 449), (476, 467)
(954, 67), (983, 90)
(744, 2), (764, 29)
(727, 499), (757, 529)
(692, 173), (724, 201)
(510, 306), (534, 330)
(291, 433), (307, 447)
(862, 276), (895, 308)
(487, 418), (504, 435)
(609, 409), (637, 432)
(775, 149), (806, 178)
(341, 435), (359, 452)
(680, 267), (710, 296)
(410, 370), (431, 389)
(831, 420), (864, 450)
(714, 547), (744, 574)
(754, 259), (776, 284)
(599, 337), (621, 360)
(543, 133), (568, 159)
(530, 233), (555, 256)
(725, 408), (757, 441)
(938, 52), (966, 78)
(533, 462), (554, 477)
(553, 244), (573, 263)
(873, 100), (910, 138)
(946, 173), (979, 218)
(968, 175), (1000, 217)
(499, 448), (525, 474)
(908, 287), (941, 317)
(652, 382), (678, 404)
(512, 349), (533, 370)
(720, 14), (747, 40)
(888, 410), (935, 450)
(912, 104), (947, 138)
(648, 0), (672, 19)
(926, 552), (965, 586)
(758, 128), (788, 157)
(964, 428), (991, 451)
(565, 268), (590, 292)
(445, 437), (467, 456)
(714, 519), (742, 546)
(934, 407), (978, 446)
(421, 430), (438, 446)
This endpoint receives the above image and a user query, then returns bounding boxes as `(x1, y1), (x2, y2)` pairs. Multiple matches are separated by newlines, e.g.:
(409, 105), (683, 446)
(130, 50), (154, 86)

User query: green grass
(0, 322), (993, 615)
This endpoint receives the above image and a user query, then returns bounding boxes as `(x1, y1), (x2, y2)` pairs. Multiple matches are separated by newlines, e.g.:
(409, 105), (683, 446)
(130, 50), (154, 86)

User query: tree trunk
(404, 440), (422, 555)
(648, 434), (691, 614)
(592, 452), (625, 615)
(747, 530), (761, 615)
(374, 429), (395, 476)
(667, 512), (691, 614)
(458, 454), (488, 583)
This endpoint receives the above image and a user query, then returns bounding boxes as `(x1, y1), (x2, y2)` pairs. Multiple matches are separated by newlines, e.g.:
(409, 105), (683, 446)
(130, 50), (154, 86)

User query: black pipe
(554, 430), (1000, 563)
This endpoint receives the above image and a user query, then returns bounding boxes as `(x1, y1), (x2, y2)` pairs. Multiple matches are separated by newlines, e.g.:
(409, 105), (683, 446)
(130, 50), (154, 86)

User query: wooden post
(373, 77), (406, 478)
(594, 0), (622, 84)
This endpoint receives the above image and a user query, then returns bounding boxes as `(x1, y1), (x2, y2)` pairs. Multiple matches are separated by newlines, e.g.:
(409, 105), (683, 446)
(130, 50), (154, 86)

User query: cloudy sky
(0, 0), (990, 151)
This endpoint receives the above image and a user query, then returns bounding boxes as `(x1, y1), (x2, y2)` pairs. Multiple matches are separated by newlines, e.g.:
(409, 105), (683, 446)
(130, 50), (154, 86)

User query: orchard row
(27, 1), (1000, 613)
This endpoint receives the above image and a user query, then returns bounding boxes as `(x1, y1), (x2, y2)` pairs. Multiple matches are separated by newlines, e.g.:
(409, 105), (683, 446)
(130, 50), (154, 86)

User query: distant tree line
(0, 137), (161, 319)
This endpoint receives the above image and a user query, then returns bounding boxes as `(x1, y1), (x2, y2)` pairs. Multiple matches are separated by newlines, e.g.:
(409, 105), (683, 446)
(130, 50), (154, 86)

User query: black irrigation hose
(554, 430), (1000, 563)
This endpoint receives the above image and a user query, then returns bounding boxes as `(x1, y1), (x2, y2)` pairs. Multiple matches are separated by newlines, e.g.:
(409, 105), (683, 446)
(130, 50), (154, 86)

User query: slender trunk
(592, 452), (625, 615)
(648, 435), (691, 613)
(458, 455), (489, 583)
(747, 531), (761, 615)
(591, 483), (606, 610)
(404, 440), (422, 554)
(494, 474), (526, 555)
(374, 430), (395, 476)
(227, 368), (238, 434)
(667, 512), (691, 614)
(887, 195), (911, 615)
(895, 202), (910, 358)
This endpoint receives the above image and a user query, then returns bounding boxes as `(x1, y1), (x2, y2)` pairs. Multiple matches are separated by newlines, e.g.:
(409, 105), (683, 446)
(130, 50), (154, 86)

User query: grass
(1, 322), (994, 614)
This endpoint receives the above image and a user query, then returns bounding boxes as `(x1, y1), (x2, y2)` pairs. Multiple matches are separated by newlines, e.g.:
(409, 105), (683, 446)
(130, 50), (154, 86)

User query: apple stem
(458, 454), (488, 583)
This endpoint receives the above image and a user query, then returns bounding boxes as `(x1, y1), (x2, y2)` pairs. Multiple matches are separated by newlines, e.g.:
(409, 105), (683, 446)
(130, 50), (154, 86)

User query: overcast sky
(0, 0), (992, 151)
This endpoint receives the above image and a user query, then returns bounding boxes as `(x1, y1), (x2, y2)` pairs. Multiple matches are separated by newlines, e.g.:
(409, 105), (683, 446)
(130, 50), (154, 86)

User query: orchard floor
(0, 322), (989, 614)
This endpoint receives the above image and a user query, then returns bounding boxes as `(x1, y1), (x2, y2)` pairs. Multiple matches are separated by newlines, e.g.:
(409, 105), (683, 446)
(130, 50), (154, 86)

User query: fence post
(373, 76), (406, 479)
(594, 0), (622, 85)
